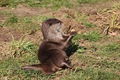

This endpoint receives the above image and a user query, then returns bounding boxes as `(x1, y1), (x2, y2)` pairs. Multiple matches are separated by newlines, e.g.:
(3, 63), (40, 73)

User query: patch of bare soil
(0, 13), (6, 22)
(13, 4), (52, 17)
(0, 42), (9, 60)
(0, 27), (23, 42)
(25, 30), (43, 44)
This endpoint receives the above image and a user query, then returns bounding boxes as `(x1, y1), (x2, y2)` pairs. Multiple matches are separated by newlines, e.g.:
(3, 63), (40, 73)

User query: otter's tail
(21, 64), (43, 71)
(21, 64), (54, 74)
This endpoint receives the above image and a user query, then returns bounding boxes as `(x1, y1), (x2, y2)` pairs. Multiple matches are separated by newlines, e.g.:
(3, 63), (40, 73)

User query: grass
(103, 42), (120, 52)
(0, 0), (115, 9)
(0, 0), (120, 80)
(77, 0), (98, 4)
(83, 22), (96, 28)
(0, 54), (49, 80)
(101, 42), (120, 54)
(0, 0), (73, 9)
(111, 2), (120, 10)
(1, 36), (39, 59)
(72, 31), (101, 44)
(60, 67), (120, 80)
(109, 12), (120, 30)
(1, 11), (53, 33)
(9, 37), (38, 57)
(75, 42), (120, 80)
(75, 13), (96, 28)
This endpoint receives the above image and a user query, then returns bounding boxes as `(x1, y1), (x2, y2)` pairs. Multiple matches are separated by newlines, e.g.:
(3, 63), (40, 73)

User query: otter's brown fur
(22, 36), (72, 74)
(41, 18), (73, 51)
(22, 18), (73, 74)
(41, 18), (63, 40)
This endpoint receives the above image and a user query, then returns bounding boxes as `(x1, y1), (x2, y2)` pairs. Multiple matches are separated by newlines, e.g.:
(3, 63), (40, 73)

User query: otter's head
(42, 18), (64, 41)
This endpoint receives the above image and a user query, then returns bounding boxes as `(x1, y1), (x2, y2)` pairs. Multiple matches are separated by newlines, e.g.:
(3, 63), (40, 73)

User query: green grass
(83, 22), (96, 28)
(72, 31), (101, 43)
(1, 54), (120, 80)
(75, 44), (120, 80)
(0, 54), (53, 80)
(75, 13), (96, 28)
(77, 0), (116, 4)
(99, 42), (120, 55)
(77, 0), (98, 4)
(103, 43), (120, 53)
(8, 15), (18, 23)
(1, 36), (39, 59)
(0, 0), (114, 9)
(9, 37), (38, 57)
(60, 67), (120, 80)
(0, 0), (73, 9)
(1, 12), (53, 33)
(70, 34), (120, 80)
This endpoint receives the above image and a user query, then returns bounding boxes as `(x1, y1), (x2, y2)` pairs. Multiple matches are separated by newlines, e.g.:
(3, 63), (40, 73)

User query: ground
(0, 0), (120, 80)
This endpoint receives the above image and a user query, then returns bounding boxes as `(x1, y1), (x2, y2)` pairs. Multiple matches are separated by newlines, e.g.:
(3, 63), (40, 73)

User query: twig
(103, 26), (110, 35)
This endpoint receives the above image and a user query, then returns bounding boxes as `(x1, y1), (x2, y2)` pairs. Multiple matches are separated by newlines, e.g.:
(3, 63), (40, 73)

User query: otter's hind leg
(62, 61), (72, 69)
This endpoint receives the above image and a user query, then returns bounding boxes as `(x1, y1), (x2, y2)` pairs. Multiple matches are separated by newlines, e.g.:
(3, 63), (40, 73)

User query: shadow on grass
(66, 43), (87, 57)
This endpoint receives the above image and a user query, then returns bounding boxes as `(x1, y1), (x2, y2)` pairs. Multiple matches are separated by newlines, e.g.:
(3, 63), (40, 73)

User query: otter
(22, 18), (74, 74)
(22, 35), (73, 74)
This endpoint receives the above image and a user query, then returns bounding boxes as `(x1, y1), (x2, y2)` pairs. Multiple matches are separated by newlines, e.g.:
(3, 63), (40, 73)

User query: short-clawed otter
(22, 18), (73, 74)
